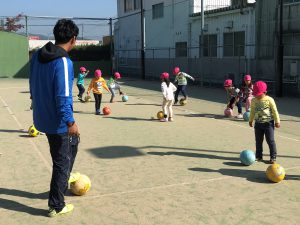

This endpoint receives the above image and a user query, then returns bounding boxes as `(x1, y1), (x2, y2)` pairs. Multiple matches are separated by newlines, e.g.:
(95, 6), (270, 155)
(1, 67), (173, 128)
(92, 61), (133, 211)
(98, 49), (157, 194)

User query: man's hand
(249, 121), (253, 127)
(68, 123), (79, 136)
(275, 123), (280, 128)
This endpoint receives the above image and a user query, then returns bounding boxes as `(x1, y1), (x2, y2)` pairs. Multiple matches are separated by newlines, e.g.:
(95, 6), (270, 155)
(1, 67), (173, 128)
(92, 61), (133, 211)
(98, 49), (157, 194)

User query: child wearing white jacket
(160, 72), (177, 122)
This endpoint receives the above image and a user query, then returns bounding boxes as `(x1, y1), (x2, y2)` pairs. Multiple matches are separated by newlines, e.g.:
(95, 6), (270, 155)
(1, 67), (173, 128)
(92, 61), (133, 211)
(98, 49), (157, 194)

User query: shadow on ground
(88, 146), (146, 159)
(148, 151), (238, 161)
(189, 167), (300, 183)
(0, 198), (47, 217)
(125, 103), (161, 106)
(102, 116), (154, 122)
(189, 167), (271, 183)
(0, 129), (26, 133)
(0, 188), (48, 199)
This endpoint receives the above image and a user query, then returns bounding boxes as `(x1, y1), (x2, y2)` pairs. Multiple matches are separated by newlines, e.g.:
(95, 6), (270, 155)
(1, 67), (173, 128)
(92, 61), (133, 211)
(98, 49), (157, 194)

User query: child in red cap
(76, 67), (89, 101)
(87, 69), (110, 115)
(241, 74), (253, 112)
(249, 81), (280, 163)
(160, 72), (177, 122)
(223, 79), (242, 118)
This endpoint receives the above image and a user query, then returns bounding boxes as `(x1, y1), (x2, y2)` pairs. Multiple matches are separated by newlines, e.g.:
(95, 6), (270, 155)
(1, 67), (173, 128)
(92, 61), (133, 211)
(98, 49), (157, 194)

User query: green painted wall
(0, 31), (29, 78)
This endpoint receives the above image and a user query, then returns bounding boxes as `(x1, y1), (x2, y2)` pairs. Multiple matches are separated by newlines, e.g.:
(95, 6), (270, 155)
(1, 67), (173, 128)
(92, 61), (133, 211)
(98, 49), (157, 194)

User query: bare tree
(0, 14), (24, 32)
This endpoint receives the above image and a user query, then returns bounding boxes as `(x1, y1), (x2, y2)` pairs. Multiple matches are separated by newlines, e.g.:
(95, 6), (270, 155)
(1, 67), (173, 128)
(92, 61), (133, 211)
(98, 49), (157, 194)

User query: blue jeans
(77, 84), (85, 98)
(229, 97), (242, 114)
(46, 133), (79, 212)
(254, 121), (277, 159)
(174, 85), (187, 103)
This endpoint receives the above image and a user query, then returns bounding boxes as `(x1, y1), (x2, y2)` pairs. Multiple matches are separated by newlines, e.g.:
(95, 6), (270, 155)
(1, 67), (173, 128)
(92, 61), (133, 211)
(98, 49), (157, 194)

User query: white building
(114, 0), (256, 84)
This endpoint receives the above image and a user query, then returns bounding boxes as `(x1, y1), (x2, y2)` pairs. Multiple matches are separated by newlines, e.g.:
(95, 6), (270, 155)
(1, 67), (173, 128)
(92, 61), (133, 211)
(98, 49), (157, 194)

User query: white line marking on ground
(0, 96), (51, 172)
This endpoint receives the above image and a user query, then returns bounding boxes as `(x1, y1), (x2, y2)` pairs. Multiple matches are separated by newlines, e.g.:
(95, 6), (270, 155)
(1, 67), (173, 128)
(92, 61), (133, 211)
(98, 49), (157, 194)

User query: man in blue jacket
(30, 19), (80, 217)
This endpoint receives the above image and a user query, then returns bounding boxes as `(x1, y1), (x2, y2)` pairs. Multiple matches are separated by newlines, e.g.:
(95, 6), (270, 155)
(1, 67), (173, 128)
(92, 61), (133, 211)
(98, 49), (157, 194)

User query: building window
(223, 31), (245, 57)
(175, 42), (187, 57)
(284, 0), (300, 4)
(124, 0), (140, 13)
(152, 3), (164, 19)
(202, 34), (217, 57)
(283, 33), (300, 56)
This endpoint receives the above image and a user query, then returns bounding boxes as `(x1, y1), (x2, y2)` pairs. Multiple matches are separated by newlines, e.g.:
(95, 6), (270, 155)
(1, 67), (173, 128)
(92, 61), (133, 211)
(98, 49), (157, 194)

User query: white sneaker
(160, 118), (167, 122)
(236, 114), (243, 119)
(168, 117), (174, 122)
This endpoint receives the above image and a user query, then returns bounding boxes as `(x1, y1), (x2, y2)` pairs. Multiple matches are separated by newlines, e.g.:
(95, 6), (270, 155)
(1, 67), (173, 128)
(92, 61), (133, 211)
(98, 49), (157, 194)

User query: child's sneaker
(68, 172), (81, 184)
(48, 204), (74, 218)
(95, 110), (101, 115)
(256, 157), (263, 162)
(160, 118), (167, 122)
(270, 158), (276, 164)
(168, 117), (174, 122)
(236, 114), (243, 119)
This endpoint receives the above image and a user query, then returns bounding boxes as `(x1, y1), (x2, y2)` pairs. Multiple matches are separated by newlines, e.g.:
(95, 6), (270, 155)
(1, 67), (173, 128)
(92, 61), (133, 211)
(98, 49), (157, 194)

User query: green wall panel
(0, 31), (29, 78)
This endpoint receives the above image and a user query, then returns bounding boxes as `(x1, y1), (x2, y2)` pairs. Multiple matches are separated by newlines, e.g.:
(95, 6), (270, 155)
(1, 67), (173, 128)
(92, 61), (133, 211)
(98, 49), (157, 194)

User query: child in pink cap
(173, 67), (195, 105)
(241, 74), (253, 112)
(107, 72), (124, 103)
(76, 67), (89, 101)
(87, 69), (110, 115)
(223, 79), (242, 118)
(160, 72), (177, 122)
(249, 81), (280, 164)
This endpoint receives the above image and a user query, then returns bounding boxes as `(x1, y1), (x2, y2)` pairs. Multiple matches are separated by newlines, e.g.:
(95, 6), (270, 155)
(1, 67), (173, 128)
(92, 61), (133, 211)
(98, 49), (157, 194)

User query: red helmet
(173, 67), (180, 75)
(160, 72), (170, 79)
(224, 79), (233, 87)
(114, 72), (121, 79)
(79, 67), (87, 72)
(94, 69), (102, 78)
(253, 81), (267, 96)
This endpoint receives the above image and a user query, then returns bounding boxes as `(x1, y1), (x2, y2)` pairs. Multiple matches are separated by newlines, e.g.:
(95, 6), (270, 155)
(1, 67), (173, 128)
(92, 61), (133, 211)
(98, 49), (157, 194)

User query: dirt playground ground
(0, 78), (300, 225)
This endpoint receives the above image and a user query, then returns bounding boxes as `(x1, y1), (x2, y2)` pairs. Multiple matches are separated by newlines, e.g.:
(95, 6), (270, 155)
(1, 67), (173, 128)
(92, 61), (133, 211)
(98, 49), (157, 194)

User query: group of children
(76, 67), (123, 115)
(76, 66), (280, 164)
(224, 75), (280, 164)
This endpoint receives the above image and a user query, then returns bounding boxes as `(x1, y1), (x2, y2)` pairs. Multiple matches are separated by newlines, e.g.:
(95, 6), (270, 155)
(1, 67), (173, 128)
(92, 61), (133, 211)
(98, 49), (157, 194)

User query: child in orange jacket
(87, 69), (110, 115)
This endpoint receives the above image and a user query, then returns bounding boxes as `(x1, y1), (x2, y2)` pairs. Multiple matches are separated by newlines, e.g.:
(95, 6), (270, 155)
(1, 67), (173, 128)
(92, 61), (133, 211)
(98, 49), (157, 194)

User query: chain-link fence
(0, 15), (113, 42)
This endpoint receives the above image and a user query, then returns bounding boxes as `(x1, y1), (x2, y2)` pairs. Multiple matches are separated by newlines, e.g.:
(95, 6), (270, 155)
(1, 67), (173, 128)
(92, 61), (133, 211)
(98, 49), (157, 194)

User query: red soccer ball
(103, 106), (111, 115)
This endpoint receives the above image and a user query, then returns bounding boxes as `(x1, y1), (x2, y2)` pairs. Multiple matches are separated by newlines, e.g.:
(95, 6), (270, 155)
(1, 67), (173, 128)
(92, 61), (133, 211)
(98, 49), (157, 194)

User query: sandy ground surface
(0, 78), (300, 225)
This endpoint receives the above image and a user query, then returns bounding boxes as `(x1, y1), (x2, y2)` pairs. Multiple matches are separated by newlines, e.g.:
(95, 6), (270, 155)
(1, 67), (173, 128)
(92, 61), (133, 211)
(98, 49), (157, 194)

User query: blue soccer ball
(240, 150), (255, 166)
(122, 95), (128, 102)
(243, 111), (250, 121)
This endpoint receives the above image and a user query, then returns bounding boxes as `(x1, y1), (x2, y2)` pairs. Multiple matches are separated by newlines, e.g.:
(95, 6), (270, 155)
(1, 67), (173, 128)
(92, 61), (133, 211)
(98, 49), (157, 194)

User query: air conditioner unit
(290, 61), (298, 77)
(225, 21), (233, 29)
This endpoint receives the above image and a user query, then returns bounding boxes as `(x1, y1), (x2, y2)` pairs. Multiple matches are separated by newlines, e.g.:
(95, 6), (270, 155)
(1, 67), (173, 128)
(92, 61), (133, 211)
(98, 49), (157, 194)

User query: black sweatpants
(254, 121), (277, 159)
(93, 93), (102, 113)
(46, 133), (79, 212)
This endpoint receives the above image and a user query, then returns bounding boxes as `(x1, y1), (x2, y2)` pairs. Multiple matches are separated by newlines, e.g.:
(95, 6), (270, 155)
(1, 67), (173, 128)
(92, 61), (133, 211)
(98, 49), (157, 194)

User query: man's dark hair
(53, 19), (79, 44)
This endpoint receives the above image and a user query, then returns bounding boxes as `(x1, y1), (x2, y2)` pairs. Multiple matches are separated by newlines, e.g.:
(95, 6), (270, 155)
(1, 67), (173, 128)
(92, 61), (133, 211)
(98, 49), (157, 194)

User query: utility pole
(276, 0), (283, 97)
(25, 15), (28, 37)
(109, 18), (114, 75)
(200, 0), (204, 86)
(141, 0), (146, 80)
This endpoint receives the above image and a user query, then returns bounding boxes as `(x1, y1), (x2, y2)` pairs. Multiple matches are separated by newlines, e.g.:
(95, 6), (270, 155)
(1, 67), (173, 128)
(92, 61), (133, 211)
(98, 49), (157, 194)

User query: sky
(0, 0), (117, 18)
(0, 0), (118, 40)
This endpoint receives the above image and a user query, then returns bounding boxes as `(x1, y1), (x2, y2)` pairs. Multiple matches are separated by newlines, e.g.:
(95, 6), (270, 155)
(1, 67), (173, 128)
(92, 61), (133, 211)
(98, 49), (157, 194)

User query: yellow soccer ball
(157, 111), (164, 119)
(28, 125), (39, 137)
(266, 163), (285, 183)
(84, 95), (92, 102)
(70, 174), (91, 196)
(179, 98), (187, 106)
